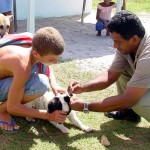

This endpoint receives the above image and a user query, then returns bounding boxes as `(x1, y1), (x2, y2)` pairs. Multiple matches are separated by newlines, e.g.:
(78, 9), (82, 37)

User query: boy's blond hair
(32, 27), (64, 56)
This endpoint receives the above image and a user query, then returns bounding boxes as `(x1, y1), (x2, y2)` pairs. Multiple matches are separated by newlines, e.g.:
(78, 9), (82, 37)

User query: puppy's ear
(64, 96), (71, 115)
(64, 96), (70, 104)
(48, 97), (62, 113)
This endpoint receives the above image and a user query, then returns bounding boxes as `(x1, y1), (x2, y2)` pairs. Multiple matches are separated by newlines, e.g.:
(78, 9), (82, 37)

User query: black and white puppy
(25, 91), (93, 134)
(48, 94), (71, 115)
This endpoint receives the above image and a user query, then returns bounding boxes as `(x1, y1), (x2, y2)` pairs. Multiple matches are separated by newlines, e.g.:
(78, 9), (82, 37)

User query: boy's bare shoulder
(0, 45), (31, 80)
(0, 45), (30, 62)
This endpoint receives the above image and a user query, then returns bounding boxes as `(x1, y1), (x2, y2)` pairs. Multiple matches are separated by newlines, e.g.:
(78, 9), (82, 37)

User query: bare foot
(96, 32), (101, 36)
(0, 112), (19, 132)
(106, 31), (110, 36)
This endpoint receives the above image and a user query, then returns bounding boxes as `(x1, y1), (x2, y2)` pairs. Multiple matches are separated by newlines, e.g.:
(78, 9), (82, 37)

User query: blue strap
(0, 118), (15, 127)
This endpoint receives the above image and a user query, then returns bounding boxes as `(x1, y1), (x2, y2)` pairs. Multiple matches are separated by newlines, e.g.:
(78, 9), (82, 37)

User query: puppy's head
(0, 13), (10, 38)
(48, 94), (71, 115)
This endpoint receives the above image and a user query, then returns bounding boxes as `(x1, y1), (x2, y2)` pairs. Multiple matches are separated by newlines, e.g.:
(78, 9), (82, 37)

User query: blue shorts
(0, 0), (13, 13)
(0, 64), (50, 103)
(95, 20), (109, 32)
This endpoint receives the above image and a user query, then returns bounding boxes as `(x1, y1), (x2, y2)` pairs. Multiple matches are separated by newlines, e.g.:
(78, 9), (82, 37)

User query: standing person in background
(0, 0), (14, 34)
(96, 0), (126, 36)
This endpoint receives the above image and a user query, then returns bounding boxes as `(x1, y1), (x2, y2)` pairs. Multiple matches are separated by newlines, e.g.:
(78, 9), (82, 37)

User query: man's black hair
(108, 10), (145, 40)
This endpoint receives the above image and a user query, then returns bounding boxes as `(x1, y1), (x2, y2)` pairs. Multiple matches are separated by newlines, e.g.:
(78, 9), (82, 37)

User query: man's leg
(132, 89), (150, 122)
(0, 73), (50, 132)
(104, 66), (141, 122)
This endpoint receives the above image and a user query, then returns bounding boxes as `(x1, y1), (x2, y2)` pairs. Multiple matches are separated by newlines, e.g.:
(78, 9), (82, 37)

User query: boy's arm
(48, 66), (66, 95)
(7, 64), (32, 116)
(70, 85), (148, 112)
(7, 66), (66, 123)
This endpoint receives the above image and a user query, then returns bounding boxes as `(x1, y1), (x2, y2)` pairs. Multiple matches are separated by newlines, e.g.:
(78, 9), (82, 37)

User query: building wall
(16, 0), (92, 20)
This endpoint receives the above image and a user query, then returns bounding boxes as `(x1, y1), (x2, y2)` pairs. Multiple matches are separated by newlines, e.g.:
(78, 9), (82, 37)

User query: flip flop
(0, 118), (18, 133)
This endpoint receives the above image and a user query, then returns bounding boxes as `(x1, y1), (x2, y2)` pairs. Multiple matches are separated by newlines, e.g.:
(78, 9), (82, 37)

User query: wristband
(83, 102), (89, 113)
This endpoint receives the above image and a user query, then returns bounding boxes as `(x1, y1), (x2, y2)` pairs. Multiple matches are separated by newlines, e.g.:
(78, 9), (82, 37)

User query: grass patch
(1, 61), (150, 150)
(92, 0), (150, 13)
(1, 2), (150, 149)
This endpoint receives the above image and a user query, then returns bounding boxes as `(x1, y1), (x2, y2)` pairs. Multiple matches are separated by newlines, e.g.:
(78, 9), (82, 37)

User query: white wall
(16, 0), (92, 20)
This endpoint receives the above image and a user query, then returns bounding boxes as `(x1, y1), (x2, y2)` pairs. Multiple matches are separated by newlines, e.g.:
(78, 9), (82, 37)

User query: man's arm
(71, 86), (148, 112)
(82, 70), (121, 92)
(68, 70), (121, 94)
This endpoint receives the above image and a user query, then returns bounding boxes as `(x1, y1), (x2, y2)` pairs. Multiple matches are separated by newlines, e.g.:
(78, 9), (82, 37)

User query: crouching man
(69, 10), (150, 123)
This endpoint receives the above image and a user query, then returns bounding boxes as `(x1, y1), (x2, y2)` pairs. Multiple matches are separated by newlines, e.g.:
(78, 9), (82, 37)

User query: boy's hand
(47, 110), (67, 124)
(52, 85), (67, 95)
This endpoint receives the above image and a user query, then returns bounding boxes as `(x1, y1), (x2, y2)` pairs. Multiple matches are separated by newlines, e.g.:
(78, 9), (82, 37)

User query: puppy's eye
(6, 25), (10, 29)
(0, 25), (4, 29)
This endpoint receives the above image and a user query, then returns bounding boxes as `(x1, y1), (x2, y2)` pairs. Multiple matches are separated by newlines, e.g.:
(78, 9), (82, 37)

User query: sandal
(0, 118), (19, 133)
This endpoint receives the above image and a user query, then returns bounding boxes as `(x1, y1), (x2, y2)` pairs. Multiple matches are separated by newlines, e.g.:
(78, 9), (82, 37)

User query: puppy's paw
(60, 127), (70, 134)
(81, 125), (93, 132)
(26, 117), (36, 122)
(50, 121), (70, 134)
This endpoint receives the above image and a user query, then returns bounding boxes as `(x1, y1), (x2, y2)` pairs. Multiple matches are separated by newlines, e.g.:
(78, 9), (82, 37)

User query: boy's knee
(38, 74), (50, 89)
(25, 74), (50, 95)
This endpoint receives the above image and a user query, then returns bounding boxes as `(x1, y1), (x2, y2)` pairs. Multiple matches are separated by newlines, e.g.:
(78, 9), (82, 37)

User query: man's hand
(70, 96), (85, 111)
(67, 80), (83, 94)
(47, 110), (67, 124)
